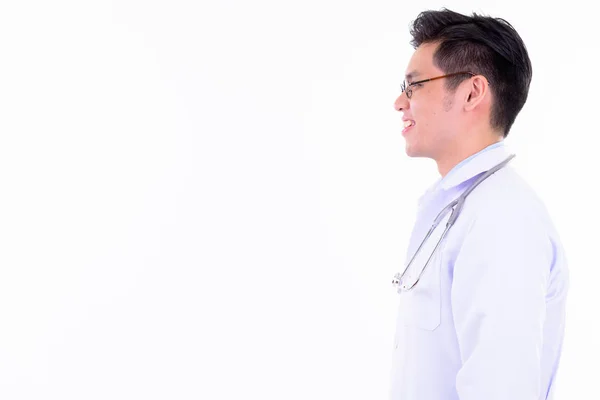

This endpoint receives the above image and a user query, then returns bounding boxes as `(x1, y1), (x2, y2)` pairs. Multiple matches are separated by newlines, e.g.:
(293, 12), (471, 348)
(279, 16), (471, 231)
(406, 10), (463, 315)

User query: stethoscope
(392, 154), (516, 292)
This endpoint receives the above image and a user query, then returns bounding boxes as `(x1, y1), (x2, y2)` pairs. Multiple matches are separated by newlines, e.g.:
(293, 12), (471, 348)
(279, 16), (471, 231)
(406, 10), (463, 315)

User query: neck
(436, 134), (503, 178)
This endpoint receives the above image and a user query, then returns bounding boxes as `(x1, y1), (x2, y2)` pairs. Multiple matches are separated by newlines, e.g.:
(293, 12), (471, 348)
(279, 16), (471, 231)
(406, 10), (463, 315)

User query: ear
(463, 75), (489, 112)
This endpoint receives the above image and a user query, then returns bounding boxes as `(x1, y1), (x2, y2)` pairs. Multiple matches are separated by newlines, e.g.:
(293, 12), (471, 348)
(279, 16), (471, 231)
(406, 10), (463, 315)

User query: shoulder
(461, 165), (553, 231)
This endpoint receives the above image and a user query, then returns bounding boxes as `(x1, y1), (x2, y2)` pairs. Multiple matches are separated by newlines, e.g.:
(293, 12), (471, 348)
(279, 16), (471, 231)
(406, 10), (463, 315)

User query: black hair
(409, 8), (533, 137)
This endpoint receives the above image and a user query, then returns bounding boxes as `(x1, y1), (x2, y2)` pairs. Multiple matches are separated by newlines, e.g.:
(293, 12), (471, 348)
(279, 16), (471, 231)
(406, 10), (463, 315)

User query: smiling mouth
(404, 120), (415, 128)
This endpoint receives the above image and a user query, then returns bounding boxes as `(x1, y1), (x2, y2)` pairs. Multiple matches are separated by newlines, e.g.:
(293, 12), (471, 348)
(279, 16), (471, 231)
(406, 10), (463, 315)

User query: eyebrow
(405, 71), (420, 82)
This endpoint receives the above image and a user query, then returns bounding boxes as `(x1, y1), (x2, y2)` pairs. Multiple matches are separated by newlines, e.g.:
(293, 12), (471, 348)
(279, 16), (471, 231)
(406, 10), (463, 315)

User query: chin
(405, 144), (424, 158)
(405, 148), (433, 160)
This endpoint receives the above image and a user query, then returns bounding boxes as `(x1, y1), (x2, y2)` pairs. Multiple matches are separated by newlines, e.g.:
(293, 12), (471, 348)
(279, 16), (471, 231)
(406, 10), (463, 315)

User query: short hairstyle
(409, 8), (533, 137)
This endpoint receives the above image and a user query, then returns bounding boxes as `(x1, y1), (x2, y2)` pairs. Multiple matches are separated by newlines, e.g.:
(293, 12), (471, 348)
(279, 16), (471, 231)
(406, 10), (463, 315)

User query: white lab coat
(390, 141), (569, 400)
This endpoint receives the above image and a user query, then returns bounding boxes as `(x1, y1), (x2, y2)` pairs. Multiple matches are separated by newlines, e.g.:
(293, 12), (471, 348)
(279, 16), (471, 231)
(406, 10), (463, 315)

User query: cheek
(411, 102), (438, 132)
(416, 97), (450, 126)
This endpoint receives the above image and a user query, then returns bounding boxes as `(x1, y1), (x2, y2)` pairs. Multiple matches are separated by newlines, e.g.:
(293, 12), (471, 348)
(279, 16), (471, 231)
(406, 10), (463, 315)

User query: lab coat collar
(439, 141), (510, 191)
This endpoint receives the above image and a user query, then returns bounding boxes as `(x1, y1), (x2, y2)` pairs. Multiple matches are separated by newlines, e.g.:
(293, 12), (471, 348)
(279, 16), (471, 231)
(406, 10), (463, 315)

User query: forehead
(405, 42), (441, 81)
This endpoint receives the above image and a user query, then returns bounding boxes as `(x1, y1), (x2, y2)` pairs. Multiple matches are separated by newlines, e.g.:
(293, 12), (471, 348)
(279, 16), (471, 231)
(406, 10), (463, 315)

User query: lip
(402, 119), (415, 135)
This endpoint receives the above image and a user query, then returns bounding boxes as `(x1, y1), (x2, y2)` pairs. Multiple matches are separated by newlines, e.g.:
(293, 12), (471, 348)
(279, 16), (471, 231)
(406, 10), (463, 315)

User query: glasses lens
(400, 81), (412, 99)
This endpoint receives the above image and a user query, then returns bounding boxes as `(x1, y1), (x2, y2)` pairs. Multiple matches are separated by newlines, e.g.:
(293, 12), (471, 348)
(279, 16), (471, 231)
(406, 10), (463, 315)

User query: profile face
(394, 42), (460, 160)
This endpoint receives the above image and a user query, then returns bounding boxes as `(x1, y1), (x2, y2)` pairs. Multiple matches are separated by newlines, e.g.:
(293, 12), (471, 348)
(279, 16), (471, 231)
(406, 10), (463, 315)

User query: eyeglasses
(400, 71), (476, 99)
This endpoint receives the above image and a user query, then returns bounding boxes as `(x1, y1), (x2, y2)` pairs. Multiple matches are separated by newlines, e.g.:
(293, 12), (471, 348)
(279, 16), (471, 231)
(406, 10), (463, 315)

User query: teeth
(404, 120), (414, 128)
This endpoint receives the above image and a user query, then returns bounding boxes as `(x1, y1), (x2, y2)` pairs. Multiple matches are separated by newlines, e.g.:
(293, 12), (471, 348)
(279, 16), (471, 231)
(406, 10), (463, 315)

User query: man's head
(394, 9), (532, 166)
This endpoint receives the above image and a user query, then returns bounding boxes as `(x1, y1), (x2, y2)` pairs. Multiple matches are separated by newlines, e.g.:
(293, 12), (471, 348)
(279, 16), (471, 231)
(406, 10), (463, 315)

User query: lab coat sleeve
(450, 206), (552, 400)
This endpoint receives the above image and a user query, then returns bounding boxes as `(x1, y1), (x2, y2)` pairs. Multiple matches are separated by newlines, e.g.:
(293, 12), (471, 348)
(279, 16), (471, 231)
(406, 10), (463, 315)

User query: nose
(394, 91), (409, 112)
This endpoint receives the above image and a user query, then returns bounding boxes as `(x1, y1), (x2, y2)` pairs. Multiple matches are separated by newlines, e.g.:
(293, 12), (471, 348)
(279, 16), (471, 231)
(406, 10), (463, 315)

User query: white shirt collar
(440, 141), (510, 190)
(418, 141), (511, 206)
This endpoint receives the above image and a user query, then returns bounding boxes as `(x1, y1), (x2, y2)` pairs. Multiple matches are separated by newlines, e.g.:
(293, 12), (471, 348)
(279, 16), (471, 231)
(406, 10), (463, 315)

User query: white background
(0, 1), (596, 398)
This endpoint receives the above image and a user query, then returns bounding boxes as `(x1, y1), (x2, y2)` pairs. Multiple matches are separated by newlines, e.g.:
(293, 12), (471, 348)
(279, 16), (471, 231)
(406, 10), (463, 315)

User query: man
(390, 9), (569, 400)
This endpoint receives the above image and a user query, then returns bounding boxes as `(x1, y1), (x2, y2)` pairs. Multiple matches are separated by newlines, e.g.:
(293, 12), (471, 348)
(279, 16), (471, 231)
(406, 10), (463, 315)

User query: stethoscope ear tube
(392, 153), (516, 292)
(447, 153), (516, 227)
